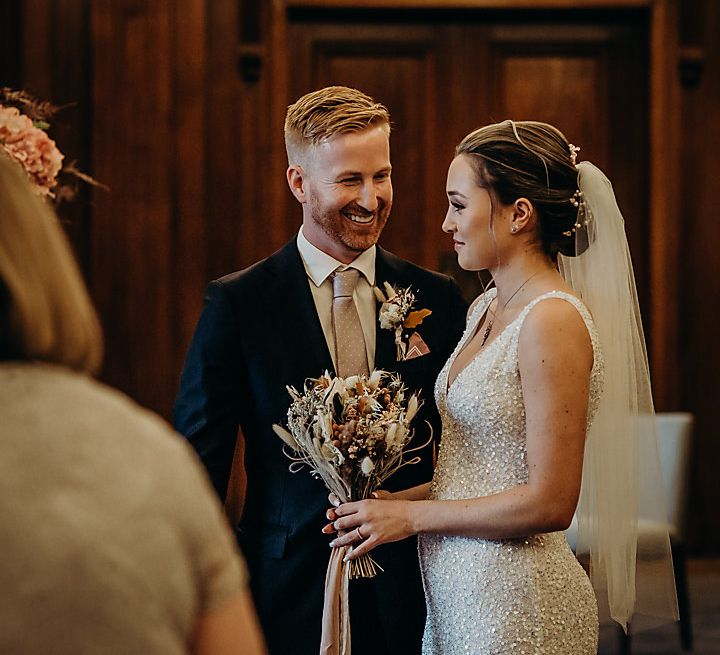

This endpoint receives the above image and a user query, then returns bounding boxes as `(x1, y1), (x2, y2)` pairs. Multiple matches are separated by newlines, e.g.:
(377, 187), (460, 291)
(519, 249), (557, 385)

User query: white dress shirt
(296, 227), (377, 371)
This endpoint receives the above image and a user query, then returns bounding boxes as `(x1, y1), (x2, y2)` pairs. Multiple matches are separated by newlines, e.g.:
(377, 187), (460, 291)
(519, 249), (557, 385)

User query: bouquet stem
(349, 553), (384, 579)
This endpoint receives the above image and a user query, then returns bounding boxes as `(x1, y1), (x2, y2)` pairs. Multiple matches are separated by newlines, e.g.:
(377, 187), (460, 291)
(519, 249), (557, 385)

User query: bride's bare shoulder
(518, 297), (593, 366)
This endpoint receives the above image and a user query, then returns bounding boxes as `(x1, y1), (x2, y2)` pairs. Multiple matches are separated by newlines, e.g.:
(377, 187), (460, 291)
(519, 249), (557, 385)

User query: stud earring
(511, 226), (518, 233)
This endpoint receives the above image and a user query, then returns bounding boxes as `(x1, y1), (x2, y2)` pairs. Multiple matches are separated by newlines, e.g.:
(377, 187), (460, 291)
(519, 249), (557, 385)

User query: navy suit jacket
(174, 238), (467, 654)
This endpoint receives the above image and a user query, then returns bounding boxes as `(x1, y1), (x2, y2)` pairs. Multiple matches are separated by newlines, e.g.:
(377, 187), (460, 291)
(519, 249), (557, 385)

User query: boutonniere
(374, 282), (432, 361)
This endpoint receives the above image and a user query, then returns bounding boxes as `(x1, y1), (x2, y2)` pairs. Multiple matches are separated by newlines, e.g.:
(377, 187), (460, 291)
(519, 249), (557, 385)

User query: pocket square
(403, 331), (430, 361)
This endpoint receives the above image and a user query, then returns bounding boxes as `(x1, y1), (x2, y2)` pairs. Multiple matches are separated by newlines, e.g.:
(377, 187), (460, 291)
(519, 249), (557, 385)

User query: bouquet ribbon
(320, 545), (351, 655)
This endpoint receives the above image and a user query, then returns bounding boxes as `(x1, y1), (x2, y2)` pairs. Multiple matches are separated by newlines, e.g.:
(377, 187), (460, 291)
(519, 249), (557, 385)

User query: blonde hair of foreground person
(0, 153), (102, 373)
(0, 153), (266, 655)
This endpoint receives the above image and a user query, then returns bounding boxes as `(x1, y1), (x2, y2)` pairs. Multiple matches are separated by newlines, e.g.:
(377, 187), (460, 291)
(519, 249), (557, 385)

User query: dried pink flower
(0, 105), (64, 197)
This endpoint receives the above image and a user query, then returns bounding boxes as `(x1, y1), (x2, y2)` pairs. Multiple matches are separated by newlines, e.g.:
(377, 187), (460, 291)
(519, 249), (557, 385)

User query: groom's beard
(310, 196), (391, 254)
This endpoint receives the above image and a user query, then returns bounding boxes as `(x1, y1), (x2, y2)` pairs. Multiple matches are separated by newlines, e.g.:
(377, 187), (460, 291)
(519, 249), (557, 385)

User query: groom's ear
(287, 165), (307, 203)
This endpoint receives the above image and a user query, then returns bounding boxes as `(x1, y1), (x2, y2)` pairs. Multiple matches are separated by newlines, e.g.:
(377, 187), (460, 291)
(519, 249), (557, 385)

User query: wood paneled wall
(4, 0), (719, 554)
(679, 0), (720, 553)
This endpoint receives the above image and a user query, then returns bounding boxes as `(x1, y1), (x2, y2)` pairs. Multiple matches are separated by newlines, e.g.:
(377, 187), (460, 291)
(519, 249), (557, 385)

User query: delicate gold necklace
(481, 270), (543, 347)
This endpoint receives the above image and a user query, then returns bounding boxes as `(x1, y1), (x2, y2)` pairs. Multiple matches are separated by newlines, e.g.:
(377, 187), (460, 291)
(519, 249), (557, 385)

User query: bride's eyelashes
(449, 201), (465, 212)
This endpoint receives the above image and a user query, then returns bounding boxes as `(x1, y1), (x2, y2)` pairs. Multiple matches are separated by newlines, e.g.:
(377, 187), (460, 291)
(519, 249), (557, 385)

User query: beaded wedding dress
(418, 289), (603, 655)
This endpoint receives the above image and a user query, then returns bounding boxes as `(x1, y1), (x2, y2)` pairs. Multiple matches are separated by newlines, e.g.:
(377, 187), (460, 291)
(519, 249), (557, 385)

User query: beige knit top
(0, 363), (246, 654)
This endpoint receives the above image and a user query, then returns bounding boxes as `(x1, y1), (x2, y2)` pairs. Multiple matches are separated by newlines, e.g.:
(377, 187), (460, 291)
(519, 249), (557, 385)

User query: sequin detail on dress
(419, 290), (604, 655)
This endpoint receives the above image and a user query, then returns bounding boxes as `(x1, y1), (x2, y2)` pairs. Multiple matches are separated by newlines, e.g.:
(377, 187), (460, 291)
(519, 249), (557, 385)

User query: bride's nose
(442, 209), (456, 234)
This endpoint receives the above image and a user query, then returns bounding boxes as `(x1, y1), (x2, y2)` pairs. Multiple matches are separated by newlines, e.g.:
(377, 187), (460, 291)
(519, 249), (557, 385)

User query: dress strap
(445, 288), (497, 372)
(467, 288), (497, 328)
(513, 291), (601, 371)
(518, 290), (592, 325)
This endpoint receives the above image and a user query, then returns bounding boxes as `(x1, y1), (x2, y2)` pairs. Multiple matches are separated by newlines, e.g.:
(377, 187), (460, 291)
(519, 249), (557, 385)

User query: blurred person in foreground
(0, 153), (266, 655)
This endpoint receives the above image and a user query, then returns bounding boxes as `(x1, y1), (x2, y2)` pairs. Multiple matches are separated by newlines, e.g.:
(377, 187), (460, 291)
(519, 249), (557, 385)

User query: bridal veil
(559, 161), (679, 632)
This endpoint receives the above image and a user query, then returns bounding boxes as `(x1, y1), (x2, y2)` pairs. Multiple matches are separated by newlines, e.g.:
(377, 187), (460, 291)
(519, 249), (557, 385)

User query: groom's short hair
(284, 86), (391, 165)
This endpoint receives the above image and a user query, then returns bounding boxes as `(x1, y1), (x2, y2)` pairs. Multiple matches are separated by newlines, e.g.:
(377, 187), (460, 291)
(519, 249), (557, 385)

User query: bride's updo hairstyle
(456, 120), (585, 259)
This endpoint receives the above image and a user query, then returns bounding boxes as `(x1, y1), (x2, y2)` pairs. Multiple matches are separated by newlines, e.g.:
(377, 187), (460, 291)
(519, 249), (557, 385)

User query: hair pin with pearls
(568, 143), (581, 166)
(564, 190), (591, 237)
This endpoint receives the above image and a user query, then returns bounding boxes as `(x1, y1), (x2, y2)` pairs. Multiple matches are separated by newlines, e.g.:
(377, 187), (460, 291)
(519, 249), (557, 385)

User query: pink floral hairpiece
(0, 87), (103, 201)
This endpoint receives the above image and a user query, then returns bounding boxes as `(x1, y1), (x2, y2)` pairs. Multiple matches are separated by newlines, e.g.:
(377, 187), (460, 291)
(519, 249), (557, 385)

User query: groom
(174, 86), (467, 655)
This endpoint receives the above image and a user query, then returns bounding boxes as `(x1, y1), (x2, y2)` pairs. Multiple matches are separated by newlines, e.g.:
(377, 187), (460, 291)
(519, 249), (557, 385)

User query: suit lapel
(266, 239), (335, 378)
(374, 247), (404, 371)
(267, 241), (414, 377)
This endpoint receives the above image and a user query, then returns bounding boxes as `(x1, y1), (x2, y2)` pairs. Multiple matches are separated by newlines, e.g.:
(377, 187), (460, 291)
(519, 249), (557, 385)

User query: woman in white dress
(326, 120), (676, 653)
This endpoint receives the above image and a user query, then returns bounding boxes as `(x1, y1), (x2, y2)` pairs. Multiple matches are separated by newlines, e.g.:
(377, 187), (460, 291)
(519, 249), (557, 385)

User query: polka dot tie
(332, 268), (369, 378)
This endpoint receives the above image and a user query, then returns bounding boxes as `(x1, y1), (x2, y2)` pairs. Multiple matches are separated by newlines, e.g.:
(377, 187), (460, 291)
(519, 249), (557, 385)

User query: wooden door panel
(497, 55), (607, 163)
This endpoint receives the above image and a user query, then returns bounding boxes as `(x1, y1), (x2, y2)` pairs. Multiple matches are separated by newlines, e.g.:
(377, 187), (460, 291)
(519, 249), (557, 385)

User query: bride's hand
(322, 492), (342, 534)
(322, 491), (392, 535)
(325, 497), (415, 560)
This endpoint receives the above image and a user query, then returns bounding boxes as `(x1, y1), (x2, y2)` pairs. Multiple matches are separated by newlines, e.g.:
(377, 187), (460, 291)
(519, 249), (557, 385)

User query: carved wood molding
(286, 0), (651, 7)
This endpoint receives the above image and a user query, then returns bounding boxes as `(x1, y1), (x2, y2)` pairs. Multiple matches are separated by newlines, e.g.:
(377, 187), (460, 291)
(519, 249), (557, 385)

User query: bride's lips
(453, 239), (464, 249)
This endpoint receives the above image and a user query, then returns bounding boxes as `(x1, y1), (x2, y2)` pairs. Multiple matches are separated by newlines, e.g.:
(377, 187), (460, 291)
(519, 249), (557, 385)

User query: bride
(326, 120), (677, 653)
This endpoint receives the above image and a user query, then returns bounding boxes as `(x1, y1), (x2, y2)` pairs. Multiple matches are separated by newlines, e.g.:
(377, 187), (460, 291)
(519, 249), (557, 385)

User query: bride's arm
(329, 299), (593, 557)
(387, 482), (432, 501)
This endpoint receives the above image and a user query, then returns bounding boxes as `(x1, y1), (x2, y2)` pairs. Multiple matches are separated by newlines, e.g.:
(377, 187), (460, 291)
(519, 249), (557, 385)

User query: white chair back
(566, 411), (694, 549)
(655, 412), (694, 538)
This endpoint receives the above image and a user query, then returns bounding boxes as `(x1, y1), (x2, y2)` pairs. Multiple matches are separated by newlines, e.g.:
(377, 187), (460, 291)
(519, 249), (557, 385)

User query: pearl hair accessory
(568, 143), (581, 166)
(562, 143), (589, 238)
(563, 190), (590, 237)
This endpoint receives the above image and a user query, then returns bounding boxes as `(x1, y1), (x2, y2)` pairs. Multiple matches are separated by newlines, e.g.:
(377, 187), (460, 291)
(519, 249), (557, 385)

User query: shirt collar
(297, 226), (376, 288)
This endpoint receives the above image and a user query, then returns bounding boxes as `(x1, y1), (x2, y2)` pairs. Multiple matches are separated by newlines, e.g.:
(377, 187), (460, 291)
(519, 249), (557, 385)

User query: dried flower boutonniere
(375, 282), (432, 361)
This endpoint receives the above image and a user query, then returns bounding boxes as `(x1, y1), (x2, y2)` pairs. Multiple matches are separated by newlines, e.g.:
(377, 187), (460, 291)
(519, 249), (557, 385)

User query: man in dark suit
(174, 86), (467, 655)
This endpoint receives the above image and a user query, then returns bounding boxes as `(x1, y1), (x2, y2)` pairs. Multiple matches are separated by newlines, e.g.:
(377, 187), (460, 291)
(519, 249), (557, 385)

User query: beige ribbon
(320, 545), (351, 655)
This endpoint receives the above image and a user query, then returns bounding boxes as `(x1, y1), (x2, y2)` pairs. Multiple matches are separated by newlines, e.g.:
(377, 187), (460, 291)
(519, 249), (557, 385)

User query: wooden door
(286, 8), (649, 310)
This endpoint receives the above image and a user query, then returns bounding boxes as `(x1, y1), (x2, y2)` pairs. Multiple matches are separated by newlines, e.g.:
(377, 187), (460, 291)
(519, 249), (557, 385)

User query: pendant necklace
(481, 270), (543, 347)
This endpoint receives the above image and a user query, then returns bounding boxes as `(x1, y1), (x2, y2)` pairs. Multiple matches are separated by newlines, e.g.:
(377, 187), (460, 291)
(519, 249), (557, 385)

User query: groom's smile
(344, 209), (375, 225)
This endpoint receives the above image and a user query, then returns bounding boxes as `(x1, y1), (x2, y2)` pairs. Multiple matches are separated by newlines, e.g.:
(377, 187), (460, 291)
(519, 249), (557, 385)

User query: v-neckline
(443, 288), (574, 395)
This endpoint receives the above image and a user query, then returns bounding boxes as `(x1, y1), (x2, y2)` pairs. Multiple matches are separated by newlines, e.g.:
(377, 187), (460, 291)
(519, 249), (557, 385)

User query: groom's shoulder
(212, 240), (297, 296)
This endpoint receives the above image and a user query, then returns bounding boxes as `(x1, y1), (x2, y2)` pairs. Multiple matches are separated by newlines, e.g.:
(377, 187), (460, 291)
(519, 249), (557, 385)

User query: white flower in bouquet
(360, 456), (374, 476)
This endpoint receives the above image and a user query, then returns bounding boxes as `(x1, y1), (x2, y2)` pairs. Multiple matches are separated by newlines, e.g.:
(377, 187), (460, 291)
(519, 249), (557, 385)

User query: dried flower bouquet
(274, 369), (426, 579)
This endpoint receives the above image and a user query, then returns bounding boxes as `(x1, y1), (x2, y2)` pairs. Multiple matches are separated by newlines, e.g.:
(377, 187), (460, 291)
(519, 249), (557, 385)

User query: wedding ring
(356, 526), (365, 540)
